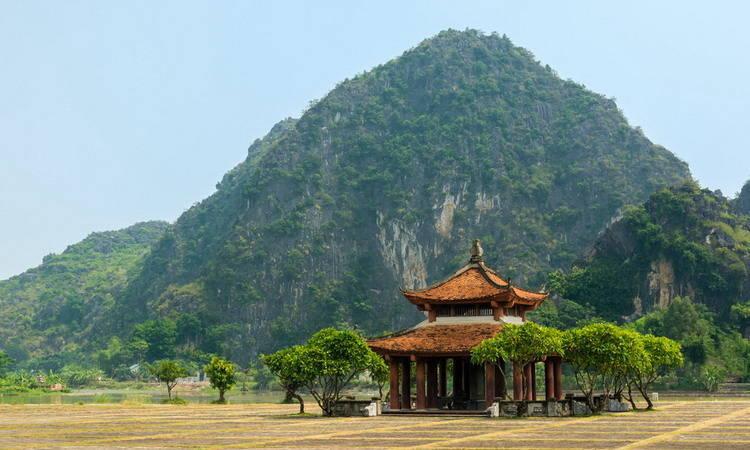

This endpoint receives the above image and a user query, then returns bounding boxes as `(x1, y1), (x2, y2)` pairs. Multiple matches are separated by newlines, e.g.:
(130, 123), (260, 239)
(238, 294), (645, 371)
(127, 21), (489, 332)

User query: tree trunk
(638, 385), (653, 410)
(585, 391), (597, 415)
(626, 384), (638, 410)
(294, 393), (305, 414)
(219, 389), (225, 403)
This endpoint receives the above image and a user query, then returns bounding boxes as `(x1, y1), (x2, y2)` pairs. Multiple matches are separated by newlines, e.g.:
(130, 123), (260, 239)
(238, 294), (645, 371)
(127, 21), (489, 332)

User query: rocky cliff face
(101, 30), (692, 361)
(737, 180), (750, 215)
(565, 182), (750, 321)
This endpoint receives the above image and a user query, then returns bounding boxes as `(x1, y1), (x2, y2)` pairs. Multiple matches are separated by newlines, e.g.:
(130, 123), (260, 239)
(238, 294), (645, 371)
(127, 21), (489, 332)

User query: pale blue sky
(2, 1), (749, 279)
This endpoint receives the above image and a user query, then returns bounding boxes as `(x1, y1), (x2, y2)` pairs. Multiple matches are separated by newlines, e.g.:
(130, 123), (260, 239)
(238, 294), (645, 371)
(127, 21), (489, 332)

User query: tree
(204, 356), (237, 403)
(149, 360), (188, 400)
(368, 353), (388, 400)
(262, 345), (313, 414)
(472, 322), (563, 403)
(0, 350), (13, 376)
(133, 319), (177, 361)
(626, 335), (683, 409)
(303, 328), (383, 416)
(563, 323), (645, 413)
(264, 328), (386, 416)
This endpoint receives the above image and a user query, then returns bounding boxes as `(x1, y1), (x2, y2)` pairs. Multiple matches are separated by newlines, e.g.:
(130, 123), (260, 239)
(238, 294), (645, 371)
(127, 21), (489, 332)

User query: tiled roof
(367, 323), (503, 355)
(403, 266), (505, 303)
(510, 286), (548, 302)
(402, 261), (547, 306)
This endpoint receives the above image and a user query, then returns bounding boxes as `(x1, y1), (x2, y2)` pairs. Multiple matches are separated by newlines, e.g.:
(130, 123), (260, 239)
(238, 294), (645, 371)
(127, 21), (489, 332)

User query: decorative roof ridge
(367, 322), (426, 342)
(475, 261), (510, 288)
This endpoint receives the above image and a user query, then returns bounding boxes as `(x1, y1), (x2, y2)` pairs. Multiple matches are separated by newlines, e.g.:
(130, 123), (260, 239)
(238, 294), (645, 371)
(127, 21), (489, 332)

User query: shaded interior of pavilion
(386, 355), (564, 410)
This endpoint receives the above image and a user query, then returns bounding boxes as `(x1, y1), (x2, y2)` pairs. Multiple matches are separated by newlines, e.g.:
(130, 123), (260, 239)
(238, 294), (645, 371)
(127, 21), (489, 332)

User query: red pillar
(512, 362), (523, 401)
(545, 358), (555, 401)
(427, 360), (438, 408)
(416, 358), (426, 409)
(389, 359), (400, 409)
(484, 362), (496, 406)
(524, 363), (533, 401)
(554, 357), (563, 400)
(531, 363), (537, 401)
(401, 359), (411, 409)
(438, 359), (447, 398)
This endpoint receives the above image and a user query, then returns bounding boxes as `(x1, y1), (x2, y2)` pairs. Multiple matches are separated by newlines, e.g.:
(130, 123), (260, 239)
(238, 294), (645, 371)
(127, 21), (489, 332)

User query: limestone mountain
(736, 180), (750, 215)
(109, 29), (689, 363)
(0, 221), (169, 366)
(552, 182), (750, 322)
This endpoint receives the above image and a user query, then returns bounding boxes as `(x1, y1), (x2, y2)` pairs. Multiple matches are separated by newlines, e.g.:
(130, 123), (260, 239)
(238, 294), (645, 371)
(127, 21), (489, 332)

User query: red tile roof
(402, 261), (547, 306)
(368, 323), (503, 356)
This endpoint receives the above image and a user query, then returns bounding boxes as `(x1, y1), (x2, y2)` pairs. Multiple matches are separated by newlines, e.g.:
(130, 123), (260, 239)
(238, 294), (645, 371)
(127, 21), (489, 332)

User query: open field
(2, 399), (750, 449)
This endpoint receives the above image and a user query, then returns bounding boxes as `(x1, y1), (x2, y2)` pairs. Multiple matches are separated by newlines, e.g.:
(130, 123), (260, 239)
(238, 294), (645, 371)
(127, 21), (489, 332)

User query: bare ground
(1, 399), (749, 449)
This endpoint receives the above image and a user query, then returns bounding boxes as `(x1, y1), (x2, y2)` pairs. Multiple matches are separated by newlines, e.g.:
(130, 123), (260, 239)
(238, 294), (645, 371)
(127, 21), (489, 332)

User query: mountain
(0, 221), (169, 367)
(105, 29), (689, 363)
(736, 180), (750, 215)
(552, 181), (750, 322)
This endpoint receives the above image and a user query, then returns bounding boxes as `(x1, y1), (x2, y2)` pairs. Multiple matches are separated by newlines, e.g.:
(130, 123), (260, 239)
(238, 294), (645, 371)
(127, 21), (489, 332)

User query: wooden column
(427, 360), (438, 408)
(401, 359), (411, 409)
(453, 358), (464, 399)
(484, 362), (495, 406)
(512, 362), (523, 401)
(389, 359), (400, 409)
(544, 358), (555, 401)
(416, 358), (426, 409)
(438, 359), (447, 398)
(553, 357), (563, 400)
(524, 363), (533, 401)
(531, 363), (537, 401)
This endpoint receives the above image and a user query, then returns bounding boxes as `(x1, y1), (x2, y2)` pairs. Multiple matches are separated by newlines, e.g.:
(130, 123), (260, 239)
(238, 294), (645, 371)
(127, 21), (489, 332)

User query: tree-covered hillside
(736, 180), (750, 215)
(0, 221), (169, 369)
(552, 181), (750, 322)
(108, 29), (689, 364)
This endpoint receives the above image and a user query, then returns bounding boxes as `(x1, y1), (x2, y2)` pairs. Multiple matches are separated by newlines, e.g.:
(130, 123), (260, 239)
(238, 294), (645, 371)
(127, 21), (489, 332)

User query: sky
(1, 1), (749, 279)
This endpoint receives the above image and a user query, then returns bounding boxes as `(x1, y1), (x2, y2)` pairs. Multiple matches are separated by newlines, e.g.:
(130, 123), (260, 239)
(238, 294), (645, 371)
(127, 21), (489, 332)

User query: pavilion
(368, 240), (564, 411)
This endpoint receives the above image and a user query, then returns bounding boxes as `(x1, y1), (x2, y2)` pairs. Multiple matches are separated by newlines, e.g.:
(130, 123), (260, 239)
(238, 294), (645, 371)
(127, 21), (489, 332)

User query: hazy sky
(2, 1), (749, 279)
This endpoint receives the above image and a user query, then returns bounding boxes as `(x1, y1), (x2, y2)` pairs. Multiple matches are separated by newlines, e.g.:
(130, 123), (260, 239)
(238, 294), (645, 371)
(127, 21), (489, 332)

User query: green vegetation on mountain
(2, 30), (693, 372)
(104, 29), (689, 365)
(0, 221), (169, 369)
(736, 180), (750, 215)
(551, 182), (750, 321)
(549, 182), (750, 381)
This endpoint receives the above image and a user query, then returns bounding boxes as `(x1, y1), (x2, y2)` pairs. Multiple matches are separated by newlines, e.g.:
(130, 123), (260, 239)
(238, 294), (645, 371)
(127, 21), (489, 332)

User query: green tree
(471, 322), (563, 403)
(303, 328), (383, 416)
(149, 360), (188, 400)
(0, 350), (13, 376)
(626, 334), (683, 409)
(133, 319), (177, 361)
(368, 353), (388, 400)
(262, 345), (313, 414)
(563, 323), (645, 413)
(204, 356), (237, 403)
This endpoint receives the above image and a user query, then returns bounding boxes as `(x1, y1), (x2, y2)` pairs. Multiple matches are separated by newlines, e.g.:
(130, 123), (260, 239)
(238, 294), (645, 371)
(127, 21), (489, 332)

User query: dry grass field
(1, 399), (749, 449)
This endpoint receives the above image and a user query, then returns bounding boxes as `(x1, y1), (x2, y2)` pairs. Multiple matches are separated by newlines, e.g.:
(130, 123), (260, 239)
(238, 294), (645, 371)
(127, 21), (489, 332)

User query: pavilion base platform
(383, 409), (489, 417)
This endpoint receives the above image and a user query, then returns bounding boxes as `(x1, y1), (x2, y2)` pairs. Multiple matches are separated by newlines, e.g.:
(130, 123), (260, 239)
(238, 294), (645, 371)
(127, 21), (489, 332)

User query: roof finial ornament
(470, 239), (483, 262)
